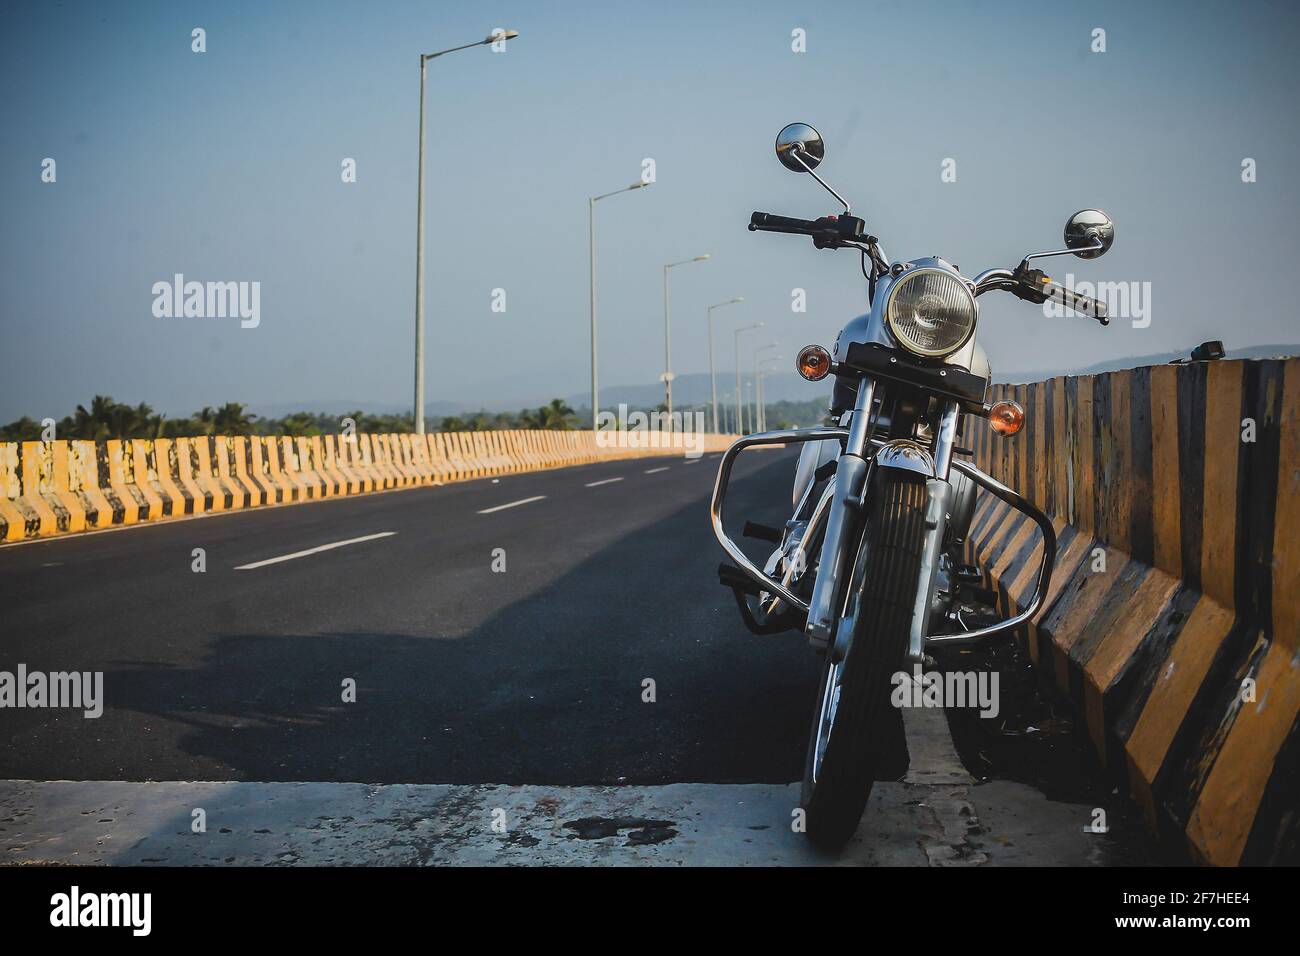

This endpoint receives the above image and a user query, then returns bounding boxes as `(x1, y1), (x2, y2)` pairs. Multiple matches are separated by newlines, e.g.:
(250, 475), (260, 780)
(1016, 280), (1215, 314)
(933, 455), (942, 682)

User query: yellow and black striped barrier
(0, 429), (735, 544)
(965, 357), (1297, 865)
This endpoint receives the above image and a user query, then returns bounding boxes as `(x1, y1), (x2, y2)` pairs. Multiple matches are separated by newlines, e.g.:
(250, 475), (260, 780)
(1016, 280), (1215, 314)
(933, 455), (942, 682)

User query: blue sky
(2, 0), (1298, 418)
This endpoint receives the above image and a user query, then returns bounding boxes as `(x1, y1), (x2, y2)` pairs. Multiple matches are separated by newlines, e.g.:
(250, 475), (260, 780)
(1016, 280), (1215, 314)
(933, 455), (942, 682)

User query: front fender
(792, 437), (840, 511)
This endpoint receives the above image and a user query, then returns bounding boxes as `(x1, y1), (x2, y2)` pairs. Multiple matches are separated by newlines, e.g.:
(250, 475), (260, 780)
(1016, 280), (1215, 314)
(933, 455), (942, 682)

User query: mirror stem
(792, 146), (851, 214)
(1019, 241), (1103, 268)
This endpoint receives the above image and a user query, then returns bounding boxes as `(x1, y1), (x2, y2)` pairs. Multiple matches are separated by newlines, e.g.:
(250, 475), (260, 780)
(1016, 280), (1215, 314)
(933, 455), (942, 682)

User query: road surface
(0, 447), (1155, 864)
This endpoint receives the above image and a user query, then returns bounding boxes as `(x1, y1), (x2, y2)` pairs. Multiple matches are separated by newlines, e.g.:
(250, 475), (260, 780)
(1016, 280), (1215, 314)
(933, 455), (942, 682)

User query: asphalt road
(2, 447), (1164, 865)
(1, 448), (821, 786)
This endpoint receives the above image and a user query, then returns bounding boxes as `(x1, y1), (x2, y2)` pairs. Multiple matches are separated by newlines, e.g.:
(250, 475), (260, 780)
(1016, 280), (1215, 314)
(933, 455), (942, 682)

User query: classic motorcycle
(711, 123), (1114, 848)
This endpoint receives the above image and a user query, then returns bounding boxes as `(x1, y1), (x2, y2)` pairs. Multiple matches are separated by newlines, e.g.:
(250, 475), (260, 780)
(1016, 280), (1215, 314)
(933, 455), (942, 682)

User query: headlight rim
(884, 267), (978, 359)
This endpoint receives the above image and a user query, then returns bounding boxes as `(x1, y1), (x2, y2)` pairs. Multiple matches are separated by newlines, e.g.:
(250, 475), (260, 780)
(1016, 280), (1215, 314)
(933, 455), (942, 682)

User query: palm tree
(539, 398), (576, 430)
(213, 402), (257, 435)
(59, 395), (154, 440)
(0, 416), (42, 441)
(69, 395), (117, 440)
(278, 412), (322, 436)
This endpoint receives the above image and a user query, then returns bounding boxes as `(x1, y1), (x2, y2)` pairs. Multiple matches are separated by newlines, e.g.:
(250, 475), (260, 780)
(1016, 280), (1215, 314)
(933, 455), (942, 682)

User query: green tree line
(0, 396), (580, 441)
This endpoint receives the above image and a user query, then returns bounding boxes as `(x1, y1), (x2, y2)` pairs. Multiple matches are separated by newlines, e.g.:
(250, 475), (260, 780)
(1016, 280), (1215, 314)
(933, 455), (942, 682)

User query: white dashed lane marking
(477, 496), (547, 515)
(643, 467), (670, 474)
(584, 477), (625, 488)
(234, 532), (396, 570)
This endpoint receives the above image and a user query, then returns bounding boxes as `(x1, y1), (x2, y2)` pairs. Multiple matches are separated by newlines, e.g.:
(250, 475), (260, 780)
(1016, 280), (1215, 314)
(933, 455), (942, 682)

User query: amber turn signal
(988, 400), (1025, 436)
(797, 344), (832, 381)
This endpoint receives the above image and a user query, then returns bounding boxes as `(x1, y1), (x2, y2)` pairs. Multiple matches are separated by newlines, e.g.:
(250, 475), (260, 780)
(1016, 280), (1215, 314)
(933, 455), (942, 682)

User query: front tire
(800, 469), (927, 849)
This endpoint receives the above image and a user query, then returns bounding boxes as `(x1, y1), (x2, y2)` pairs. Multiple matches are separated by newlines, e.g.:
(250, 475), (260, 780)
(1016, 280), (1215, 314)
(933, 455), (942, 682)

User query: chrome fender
(792, 437), (840, 511)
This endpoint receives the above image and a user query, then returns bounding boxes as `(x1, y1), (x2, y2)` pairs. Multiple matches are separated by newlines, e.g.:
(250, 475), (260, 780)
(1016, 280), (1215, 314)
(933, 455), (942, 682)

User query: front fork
(805, 382), (961, 665)
(804, 379), (876, 647)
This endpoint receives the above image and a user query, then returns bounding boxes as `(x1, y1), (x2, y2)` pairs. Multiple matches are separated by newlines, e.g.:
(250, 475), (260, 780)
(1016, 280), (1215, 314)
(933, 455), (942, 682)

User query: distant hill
(249, 398), (464, 420)
(248, 345), (1296, 423)
(246, 373), (828, 422)
(565, 372), (829, 412)
(996, 343), (1298, 384)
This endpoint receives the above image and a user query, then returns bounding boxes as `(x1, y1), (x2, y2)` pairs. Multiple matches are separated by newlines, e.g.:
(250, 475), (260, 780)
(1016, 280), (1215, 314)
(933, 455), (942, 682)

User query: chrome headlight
(884, 268), (977, 358)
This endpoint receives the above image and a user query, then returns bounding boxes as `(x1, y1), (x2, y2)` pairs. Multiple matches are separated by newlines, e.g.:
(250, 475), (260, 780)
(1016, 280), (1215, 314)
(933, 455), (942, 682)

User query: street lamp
(589, 181), (651, 429)
(706, 297), (743, 434)
(662, 254), (709, 419)
(757, 356), (782, 432)
(753, 342), (780, 433)
(414, 28), (520, 434)
(733, 321), (764, 435)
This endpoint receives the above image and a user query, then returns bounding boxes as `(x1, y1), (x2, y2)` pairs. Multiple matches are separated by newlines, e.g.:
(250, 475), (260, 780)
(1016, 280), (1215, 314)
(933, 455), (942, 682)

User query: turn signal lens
(988, 401), (1025, 436)
(797, 344), (832, 381)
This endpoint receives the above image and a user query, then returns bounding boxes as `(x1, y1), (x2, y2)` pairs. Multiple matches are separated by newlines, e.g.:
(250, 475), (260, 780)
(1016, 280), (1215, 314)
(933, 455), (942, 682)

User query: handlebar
(1009, 264), (1109, 325)
(749, 211), (1108, 327)
(749, 211), (825, 234)
(1039, 277), (1108, 324)
(749, 210), (866, 249)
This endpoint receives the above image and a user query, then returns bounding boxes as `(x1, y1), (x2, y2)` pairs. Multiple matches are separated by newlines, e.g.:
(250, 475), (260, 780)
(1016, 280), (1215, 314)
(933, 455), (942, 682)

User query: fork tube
(932, 400), (960, 479)
(804, 377), (876, 647)
(844, 378), (876, 457)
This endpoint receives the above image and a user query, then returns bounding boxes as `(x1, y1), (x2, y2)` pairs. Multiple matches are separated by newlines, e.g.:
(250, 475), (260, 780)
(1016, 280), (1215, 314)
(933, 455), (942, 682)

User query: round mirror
(775, 123), (825, 172)
(1064, 209), (1114, 259)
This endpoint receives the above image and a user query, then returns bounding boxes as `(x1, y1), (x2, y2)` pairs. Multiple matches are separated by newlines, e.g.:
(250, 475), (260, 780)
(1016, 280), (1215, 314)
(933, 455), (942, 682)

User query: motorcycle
(711, 123), (1114, 848)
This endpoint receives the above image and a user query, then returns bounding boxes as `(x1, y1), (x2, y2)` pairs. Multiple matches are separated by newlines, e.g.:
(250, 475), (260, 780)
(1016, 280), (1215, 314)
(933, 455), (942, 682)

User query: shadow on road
(3, 450), (820, 786)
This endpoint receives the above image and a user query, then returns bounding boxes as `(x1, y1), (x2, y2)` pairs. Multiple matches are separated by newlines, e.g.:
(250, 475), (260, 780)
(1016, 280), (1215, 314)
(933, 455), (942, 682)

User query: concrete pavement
(0, 708), (1144, 866)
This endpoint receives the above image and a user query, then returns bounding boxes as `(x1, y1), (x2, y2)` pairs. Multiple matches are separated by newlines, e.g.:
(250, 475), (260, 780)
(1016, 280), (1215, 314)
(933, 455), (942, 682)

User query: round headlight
(885, 268), (977, 357)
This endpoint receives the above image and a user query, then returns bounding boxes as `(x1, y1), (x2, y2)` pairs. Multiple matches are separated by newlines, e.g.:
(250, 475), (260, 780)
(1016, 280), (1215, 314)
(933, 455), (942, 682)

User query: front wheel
(800, 469), (927, 849)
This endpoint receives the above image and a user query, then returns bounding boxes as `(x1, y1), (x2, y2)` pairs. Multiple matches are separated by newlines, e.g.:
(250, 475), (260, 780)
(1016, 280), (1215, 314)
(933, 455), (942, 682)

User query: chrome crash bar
(710, 426), (850, 613)
(925, 458), (1057, 647)
(710, 428), (1057, 646)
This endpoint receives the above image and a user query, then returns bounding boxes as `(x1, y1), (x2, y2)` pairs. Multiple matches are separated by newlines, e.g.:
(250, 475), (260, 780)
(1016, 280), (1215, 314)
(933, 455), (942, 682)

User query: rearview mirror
(775, 123), (825, 172)
(1064, 209), (1114, 259)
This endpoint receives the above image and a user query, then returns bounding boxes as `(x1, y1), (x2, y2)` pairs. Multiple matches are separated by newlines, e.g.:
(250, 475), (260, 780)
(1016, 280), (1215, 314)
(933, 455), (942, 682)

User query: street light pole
(414, 29), (519, 434)
(414, 54), (427, 434)
(588, 181), (651, 430)
(753, 342), (779, 434)
(706, 297), (742, 434)
(733, 321), (764, 435)
(758, 356), (782, 431)
(662, 254), (708, 419)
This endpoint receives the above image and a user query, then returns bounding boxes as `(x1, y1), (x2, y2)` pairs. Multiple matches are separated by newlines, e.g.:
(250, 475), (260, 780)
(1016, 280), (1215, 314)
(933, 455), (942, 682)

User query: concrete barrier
(964, 358), (1297, 865)
(0, 428), (735, 545)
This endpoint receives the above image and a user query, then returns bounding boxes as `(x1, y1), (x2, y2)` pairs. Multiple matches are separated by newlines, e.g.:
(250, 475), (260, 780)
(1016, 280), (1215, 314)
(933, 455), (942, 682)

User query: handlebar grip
(1041, 279), (1109, 325)
(1013, 266), (1110, 326)
(749, 211), (821, 233)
